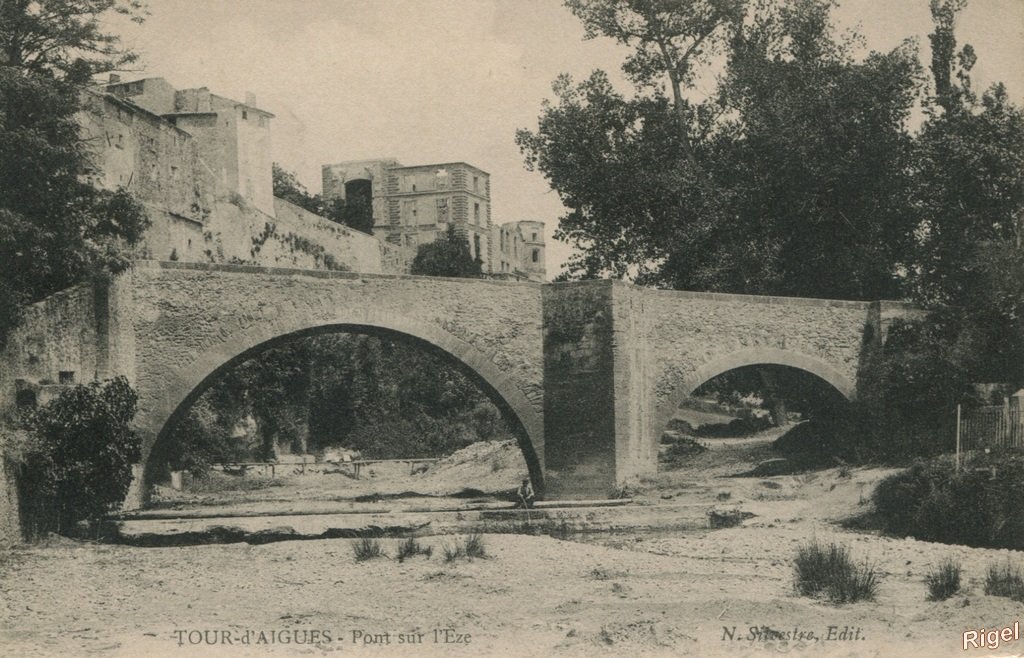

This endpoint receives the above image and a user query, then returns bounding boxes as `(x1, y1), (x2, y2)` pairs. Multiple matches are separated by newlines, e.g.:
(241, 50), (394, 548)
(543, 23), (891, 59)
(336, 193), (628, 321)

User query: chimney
(245, 92), (257, 107)
(109, 73), (121, 84)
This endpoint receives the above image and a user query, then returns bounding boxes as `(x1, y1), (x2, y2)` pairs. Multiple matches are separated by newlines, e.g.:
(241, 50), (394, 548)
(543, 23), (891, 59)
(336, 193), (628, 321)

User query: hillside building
(80, 76), (409, 273)
(322, 159), (546, 281)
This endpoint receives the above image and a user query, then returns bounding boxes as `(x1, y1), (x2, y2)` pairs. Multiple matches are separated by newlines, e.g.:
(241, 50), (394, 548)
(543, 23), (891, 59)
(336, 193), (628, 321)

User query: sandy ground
(3, 433), (1024, 658)
(146, 440), (530, 514)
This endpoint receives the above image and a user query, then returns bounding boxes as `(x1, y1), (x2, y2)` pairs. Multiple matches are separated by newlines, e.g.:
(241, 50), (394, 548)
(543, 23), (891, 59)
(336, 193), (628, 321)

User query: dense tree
(410, 224), (483, 278)
(851, 0), (1024, 458)
(17, 377), (140, 535)
(0, 72), (149, 346)
(519, 0), (921, 299)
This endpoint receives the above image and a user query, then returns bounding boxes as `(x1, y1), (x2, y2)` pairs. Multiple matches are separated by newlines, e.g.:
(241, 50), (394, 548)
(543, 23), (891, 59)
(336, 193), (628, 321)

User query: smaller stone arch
(651, 347), (856, 442)
(134, 311), (545, 505)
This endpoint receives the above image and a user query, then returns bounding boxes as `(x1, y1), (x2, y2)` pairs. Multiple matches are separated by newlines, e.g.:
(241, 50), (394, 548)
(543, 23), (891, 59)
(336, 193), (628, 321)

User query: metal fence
(956, 402), (1024, 470)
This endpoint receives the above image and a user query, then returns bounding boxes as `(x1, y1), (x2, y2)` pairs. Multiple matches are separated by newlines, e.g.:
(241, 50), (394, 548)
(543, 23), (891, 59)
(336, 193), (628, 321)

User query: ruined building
(492, 220), (546, 282)
(78, 76), (543, 279)
(322, 160), (546, 281)
(82, 76), (409, 273)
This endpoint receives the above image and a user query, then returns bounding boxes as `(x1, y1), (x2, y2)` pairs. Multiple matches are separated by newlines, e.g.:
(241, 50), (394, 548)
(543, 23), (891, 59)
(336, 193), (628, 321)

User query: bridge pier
(542, 281), (655, 498)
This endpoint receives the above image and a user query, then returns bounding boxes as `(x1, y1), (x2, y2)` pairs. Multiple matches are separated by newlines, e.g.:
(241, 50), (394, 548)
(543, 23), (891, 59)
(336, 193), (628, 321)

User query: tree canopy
(410, 224), (483, 278)
(519, 0), (926, 300)
(0, 73), (149, 346)
(0, 0), (147, 82)
(522, 0), (1024, 453)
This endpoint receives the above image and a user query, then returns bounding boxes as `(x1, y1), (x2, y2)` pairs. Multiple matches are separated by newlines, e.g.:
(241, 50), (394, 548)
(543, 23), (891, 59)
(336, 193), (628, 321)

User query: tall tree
(518, 0), (920, 299)
(0, 69), (149, 345)
(0, 0), (151, 346)
(566, 0), (745, 179)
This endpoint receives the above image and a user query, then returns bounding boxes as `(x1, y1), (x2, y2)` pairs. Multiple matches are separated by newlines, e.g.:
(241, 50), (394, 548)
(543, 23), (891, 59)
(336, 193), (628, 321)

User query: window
(532, 232), (538, 241)
(473, 234), (481, 259)
(16, 388), (36, 410)
(474, 203), (480, 224)
(59, 371), (75, 385)
(436, 197), (449, 224)
(473, 176), (479, 193)
(532, 249), (540, 263)
(242, 110), (248, 120)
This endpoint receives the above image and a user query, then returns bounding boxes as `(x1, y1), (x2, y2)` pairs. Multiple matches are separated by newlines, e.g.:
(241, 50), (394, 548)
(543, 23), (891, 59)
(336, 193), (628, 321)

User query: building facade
(492, 220), (546, 282)
(103, 77), (276, 217)
(322, 159), (545, 280)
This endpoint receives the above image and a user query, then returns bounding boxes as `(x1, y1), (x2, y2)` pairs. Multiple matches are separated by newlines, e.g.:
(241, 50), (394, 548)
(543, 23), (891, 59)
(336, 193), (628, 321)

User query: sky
(108, 0), (1024, 278)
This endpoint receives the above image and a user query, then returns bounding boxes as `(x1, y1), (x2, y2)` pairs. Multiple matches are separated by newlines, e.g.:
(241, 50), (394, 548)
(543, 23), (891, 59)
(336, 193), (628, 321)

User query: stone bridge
(1, 261), (917, 508)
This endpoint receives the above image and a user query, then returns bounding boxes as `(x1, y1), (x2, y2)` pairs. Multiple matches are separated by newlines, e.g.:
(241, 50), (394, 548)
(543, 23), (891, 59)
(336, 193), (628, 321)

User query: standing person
(515, 477), (535, 509)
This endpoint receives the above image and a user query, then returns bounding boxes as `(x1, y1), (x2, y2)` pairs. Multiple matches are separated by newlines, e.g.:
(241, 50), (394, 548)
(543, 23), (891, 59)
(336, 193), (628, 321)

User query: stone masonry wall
(635, 288), (873, 441)
(121, 262), (544, 502)
(0, 282), (102, 542)
(542, 281), (618, 497)
(0, 284), (100, 411)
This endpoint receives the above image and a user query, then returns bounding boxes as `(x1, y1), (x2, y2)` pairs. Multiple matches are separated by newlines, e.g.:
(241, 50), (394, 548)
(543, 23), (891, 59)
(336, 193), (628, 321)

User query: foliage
(0, 54), (150, 347)
(272, 163), (374, 234)
(410, 224), (483, 278)
(519, 0), (921, 299)
(925, 559), (962, 601)
(353, 537), (386, 561)
(0, 0), (148, 82)
(793, 540), (879, 604)
(396, 537), (433, 562)
(984, 562), (1024, 603)
(872, 455), (1024, 549)
(158, 333), (514, 474)
(852, 319), (970, 461)
(17, 377), (140, 536)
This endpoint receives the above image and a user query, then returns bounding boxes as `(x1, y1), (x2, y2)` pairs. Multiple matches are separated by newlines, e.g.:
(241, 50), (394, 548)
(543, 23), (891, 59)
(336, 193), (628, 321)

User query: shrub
(872, 455), (1024, 549)
(396, 537), (432, 562)
(17, 377), (140, 537)
(925, 559), (962, 600)
(793, 541), (878, 604)
(661, 436), (707, 462)
(984, 562), (1024, 602)
(353, 538), (386, 561)
(853, 320), (958, 459)
(707, 509), (750, 528)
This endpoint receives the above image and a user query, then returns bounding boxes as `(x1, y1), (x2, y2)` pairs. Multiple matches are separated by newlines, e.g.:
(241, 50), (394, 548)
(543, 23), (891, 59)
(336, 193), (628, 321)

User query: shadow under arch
(651, 347), (856, 441)
(138, 312), (545, 501)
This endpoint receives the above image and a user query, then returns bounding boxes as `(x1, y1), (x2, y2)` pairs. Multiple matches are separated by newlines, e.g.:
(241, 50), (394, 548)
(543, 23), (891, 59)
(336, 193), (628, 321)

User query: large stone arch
(651, 346), (856, 441)
(134, 310), (545, 502)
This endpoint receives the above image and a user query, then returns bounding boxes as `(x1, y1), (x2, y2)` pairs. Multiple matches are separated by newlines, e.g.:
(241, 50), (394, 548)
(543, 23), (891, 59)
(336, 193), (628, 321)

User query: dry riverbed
(2, 435), (1023, 657)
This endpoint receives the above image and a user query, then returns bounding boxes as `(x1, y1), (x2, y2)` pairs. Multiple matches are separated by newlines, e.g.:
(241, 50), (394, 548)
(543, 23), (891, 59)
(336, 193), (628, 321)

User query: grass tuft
(353, 537), (386, 562)
(793, 541), (878, 604)
(443, 533), (488, 562)
(984, 562), (1024, 602)
(396, 537), (433, 562)
(925, 559), (962, 601)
